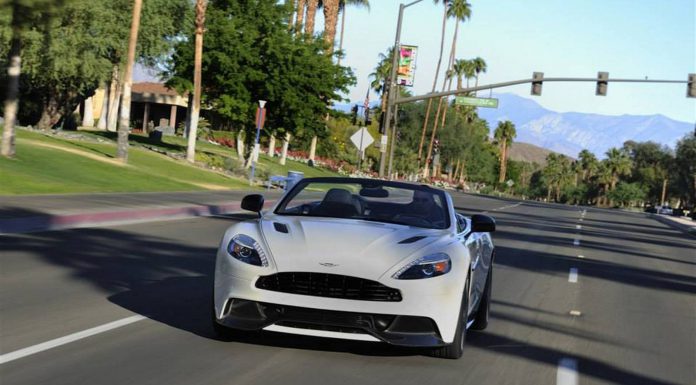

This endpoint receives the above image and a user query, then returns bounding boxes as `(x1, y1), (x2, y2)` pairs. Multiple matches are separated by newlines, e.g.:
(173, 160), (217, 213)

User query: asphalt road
(1, 193), (694, 385)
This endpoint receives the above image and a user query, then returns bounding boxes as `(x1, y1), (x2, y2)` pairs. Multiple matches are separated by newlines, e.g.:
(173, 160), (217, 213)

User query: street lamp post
(250, 100), (267, 185)
(379, 0), (424, 178)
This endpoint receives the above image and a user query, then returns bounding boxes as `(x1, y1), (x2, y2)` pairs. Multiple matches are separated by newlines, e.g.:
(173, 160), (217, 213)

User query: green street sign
(455, 96), (499, 108)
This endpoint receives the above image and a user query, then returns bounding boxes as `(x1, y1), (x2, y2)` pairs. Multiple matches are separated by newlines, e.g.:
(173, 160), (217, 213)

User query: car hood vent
(398, 235), (427, 244)
(273, 222), (289, 233)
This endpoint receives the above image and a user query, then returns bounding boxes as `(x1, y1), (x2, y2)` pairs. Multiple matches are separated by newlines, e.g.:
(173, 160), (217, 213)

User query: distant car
(212, 177), (496, 359)
(657, 205), (673, 215)
(644, 205), (657, 214)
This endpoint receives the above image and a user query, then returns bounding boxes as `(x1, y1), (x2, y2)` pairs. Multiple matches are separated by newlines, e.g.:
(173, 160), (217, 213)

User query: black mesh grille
(255, 272), (402, 302)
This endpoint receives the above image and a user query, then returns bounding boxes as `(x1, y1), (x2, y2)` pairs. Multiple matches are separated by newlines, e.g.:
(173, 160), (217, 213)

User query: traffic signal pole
(394, 76), (692, 105)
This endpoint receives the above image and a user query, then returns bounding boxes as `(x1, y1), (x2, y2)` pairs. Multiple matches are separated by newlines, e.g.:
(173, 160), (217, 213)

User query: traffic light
(351, 104), (358, 125)
(596, 71), (609, 96)
(378, 111), (386, 134)
(688, 73), (696, 98)
(531, 72), (543, 96)
(364, 107), (372, 126)
(434, 139), (440, 153)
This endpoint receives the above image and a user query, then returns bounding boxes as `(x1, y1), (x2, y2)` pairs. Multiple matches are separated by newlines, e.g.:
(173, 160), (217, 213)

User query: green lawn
(0, 129), (251, 195)
(0, 128), (340, 195)
(78, 129), (341, 179)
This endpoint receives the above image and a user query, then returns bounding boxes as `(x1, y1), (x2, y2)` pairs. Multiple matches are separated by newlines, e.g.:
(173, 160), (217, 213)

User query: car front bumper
(213, 271), (466, 345)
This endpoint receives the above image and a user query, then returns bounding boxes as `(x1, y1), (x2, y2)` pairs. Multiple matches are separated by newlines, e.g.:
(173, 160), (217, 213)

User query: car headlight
(227, 234), (269, 267)
(393, 253), (451, 280)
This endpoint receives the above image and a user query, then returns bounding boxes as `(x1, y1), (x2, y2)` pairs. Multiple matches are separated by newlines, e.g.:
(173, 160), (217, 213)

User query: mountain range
(477, 93), (693, 158)
(336, 93), (693, 158)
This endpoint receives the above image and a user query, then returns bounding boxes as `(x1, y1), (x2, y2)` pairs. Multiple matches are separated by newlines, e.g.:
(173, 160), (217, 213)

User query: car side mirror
(241, 194), (264, 217)
(471, 214), (495, 233)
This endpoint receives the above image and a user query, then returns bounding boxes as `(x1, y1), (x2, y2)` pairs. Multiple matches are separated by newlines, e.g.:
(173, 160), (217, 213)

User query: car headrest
(323, 188), (353, 205)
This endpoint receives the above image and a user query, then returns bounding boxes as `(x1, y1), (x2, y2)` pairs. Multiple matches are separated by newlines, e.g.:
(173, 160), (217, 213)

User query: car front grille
(255, 272), (402, 302)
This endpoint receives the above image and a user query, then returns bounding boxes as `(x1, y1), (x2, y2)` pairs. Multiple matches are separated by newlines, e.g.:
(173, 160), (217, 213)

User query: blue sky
(336, 0), (695, 123)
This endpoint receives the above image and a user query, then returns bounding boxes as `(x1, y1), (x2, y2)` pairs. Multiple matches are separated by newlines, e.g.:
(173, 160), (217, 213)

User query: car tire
(431, 276), (470, 359)
(470, 265), (492, 331)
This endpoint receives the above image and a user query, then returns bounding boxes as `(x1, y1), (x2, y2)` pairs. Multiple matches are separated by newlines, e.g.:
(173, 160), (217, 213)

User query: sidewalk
(0, 190), (284, 234)
(649, 213), (696, 237)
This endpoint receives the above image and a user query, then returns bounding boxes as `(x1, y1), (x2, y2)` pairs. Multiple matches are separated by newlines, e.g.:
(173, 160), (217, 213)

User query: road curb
(0, 201), (273, 235)
(648, 213), (696, 238)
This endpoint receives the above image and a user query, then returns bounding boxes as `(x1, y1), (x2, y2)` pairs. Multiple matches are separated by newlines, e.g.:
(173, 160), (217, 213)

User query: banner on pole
(397, 45), (418, 87)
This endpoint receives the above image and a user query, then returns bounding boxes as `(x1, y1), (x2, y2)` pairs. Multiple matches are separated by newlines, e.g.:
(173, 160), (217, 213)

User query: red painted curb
(0, 201), (277, 234)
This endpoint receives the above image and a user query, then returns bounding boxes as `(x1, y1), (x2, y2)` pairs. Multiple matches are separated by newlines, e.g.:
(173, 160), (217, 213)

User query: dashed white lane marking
(578, 255), (585, 259)
(573, 239), (580, 246)
(576, 224), (582, 230)
(568, 268), (579, 283)
(0, 315), (146, 365)
(557, 358), (579, 385)
(481, 202), (523, 214)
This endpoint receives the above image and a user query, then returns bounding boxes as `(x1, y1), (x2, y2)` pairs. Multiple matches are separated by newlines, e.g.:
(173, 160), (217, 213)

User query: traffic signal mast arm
(394, 74), (694, 105)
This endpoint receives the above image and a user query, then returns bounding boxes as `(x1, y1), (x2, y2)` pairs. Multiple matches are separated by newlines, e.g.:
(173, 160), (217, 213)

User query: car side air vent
(398, 236), (426, 244)
(273, 222), (289, 233)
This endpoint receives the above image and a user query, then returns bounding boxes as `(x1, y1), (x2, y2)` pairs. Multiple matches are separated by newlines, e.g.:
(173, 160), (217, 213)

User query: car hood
(259, 215), (447, 280)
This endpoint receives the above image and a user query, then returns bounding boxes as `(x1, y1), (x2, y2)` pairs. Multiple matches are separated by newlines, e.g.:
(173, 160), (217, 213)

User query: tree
(369, 47), (393, 115)
(605, 147), (632, 191)
(607, 182), (647, 208)
(186, 0), (207, 163)
(577, 149), (598, 182)
(494, 120), (516, 184)
(1, 0), (69, 157)
(674, 133), (696, 207)
(166, 0), (354, 166)
(424, 0), (471, 177)
(321, 0), (339, 49)
(295, 0), (306, 32)
(471, 56), (486, 93)
(417, 0), (449, 165)
(116, 0), (143, 162)
(304, 0), (318, 35)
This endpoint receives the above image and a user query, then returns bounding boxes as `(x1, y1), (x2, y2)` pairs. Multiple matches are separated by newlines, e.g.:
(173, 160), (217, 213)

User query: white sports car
(213, 177), (496, 359)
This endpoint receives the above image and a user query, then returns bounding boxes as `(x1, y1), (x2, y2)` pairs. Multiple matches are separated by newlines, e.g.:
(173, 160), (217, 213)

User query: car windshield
(274, 180), (450, 229)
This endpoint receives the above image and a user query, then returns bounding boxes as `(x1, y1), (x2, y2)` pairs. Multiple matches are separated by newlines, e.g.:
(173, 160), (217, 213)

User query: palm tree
(543, 154), (573, 202)
(186, 0), (207, 163)
(116, 0), (143, 162)
(577, 149), (598, 182)
(305, 0), (319, 34)
(295, 0), (306, 33)
(451, 59), (471, 90)
(423, 0), (471, 177)
(595, 161), (613, 206)
(336, 0), (369, 65)
(370, 47), (394, 114)
(436, 0), (471, 123)
(322, 0), (340, 50)
(471, 56), (486, 94)
(417, 0), (450, 165)
(494, 120), (516, 184)
(605, 147), (632, 191)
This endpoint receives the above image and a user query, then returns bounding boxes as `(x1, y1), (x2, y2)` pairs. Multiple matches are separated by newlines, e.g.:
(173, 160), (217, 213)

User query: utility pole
(379, 0), (424, 178)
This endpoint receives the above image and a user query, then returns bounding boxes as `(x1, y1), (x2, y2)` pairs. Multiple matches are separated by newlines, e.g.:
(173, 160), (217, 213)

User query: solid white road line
(0, 315), (146, 365)
(568, 268), (579, 283)
(557, 358), (579, 385)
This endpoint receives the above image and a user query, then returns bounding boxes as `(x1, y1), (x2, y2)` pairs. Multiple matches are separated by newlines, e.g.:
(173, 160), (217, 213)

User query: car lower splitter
(217, 298), (446, 347)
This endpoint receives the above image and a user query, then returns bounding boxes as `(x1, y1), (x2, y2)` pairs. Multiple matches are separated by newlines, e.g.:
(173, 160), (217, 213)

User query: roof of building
(132, 82), (184, 97)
